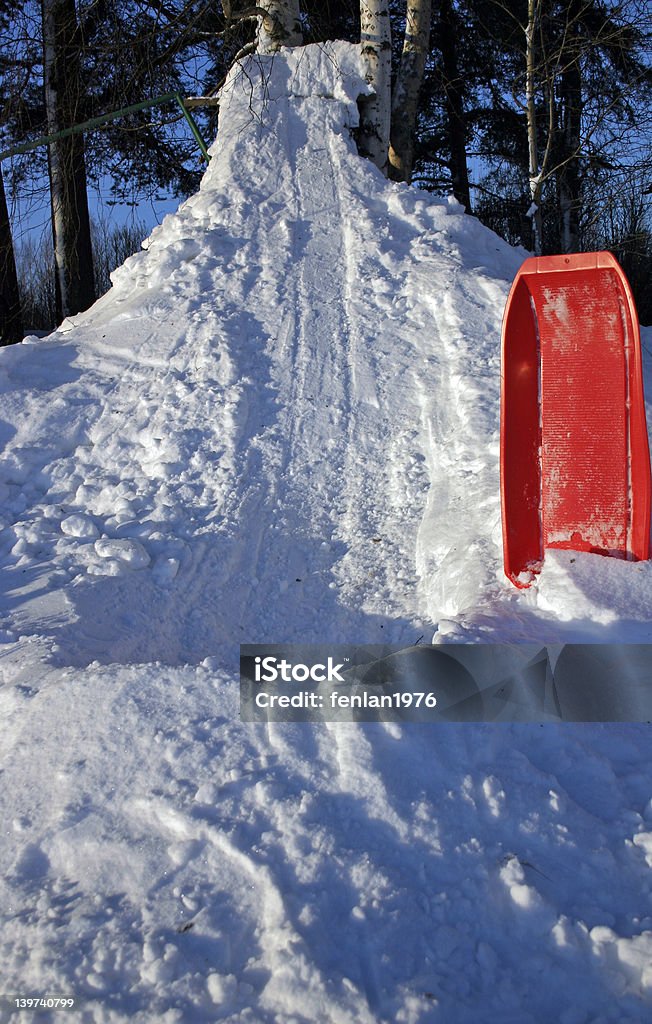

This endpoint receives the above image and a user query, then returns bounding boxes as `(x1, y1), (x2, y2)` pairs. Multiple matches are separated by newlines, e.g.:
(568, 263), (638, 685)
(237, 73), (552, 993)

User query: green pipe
(0, 92), (211, 163)
(174, 95), (211, 162)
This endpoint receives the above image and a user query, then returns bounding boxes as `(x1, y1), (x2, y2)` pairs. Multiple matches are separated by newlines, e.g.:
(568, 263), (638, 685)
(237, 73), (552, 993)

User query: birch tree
(42, 0), (95, 320)
(223, 1), (302, 55)
(358, 0), (392, 175)
(388, 0), (431, 184)
(525, 0), (544, 254)
(255, 0), (302, 53)
(506, 0), (650, 255)
(557, 43), (582, 253)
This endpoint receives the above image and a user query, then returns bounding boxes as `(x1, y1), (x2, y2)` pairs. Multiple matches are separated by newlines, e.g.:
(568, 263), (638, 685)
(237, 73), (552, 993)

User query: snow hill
(1, 41), (652, 1023)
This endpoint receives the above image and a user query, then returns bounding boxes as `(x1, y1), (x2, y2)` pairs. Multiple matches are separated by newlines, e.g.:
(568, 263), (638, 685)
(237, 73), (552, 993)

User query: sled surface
(500, 251), (651, 587)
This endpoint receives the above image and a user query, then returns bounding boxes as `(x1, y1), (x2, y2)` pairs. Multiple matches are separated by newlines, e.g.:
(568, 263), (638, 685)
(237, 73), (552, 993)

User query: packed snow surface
(1, 41), (652, 1023)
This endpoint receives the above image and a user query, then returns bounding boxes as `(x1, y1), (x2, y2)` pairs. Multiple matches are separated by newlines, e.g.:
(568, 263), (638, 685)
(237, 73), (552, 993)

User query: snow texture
(1, 41), (652, 1023)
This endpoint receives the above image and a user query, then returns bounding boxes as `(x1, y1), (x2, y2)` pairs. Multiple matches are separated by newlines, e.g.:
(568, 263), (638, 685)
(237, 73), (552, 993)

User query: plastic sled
(500, 251), (651, 588)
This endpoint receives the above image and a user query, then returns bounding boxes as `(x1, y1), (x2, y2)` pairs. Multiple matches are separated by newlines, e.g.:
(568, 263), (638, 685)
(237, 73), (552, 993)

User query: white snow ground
(1, 41), (652, 1023)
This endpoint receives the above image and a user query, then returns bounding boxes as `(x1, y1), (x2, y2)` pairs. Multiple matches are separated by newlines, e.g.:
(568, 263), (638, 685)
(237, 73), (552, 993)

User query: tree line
(1, 0), (651, 344)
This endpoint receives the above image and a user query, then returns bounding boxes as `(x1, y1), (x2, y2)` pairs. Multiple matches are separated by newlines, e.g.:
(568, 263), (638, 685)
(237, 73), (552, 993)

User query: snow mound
(1, 41), (520, 669)
(7, 41), (648, 665)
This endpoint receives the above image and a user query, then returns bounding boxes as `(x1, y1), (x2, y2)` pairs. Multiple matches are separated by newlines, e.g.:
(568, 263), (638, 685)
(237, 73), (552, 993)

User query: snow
(1, 40), (652, 1022)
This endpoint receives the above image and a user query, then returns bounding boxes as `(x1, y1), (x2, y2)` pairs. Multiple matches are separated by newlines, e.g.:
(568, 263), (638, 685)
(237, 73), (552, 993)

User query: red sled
(500, 251), (651, 588)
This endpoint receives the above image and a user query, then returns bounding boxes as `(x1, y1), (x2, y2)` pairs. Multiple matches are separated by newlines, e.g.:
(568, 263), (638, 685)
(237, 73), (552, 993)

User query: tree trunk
(42, 0), (96, 321)
(437, 0), (471, 211)
(255, 0), (302, 54)
(557, 7), (582, 253)
(389, 0), (431, 185)
(358, 0), (392, 175)
(0, 168), (23, 345)
(526, 0), (543, 254)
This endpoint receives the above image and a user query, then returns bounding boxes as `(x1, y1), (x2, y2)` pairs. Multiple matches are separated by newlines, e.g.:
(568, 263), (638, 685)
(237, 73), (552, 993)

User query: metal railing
(0, 92), (212, 164)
